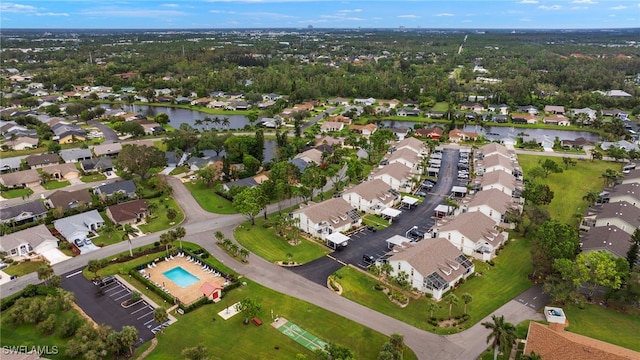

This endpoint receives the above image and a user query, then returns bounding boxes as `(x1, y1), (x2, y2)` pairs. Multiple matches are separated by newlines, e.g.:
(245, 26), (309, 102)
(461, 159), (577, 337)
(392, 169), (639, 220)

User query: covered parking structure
(426, 167), (440, 177)
(401, 196), (419, 209)
(380, 207), (402, 223)
(326, 232), (350, 250)
(385, 234), (413, 250)
(451, 186), (468, 197)
(434, 204), (454, 218)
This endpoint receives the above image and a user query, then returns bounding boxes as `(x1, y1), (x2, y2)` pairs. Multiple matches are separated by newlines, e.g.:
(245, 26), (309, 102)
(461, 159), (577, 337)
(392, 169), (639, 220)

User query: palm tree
(443, 293), (459, 319)
(214, 231), (224, 243)
(426, 302), (439, 319)
(582, 190), (600, 206)
(523, 351), (542, 360)
(229, 243), (239, 257)
(286, 252), (293, 265)
(222, 238), (233, 250)
(212, 116), (222, 130)
(221, 117), (230, 130)
(37, 264), (54, 286)
(159, 232), (174, 255)
(153, 307), (169, 325)
(380, 262), (393, 282)
(601, 169), (621, 187)
(122, 224), (137, 257)
(172, 226), (186, 249)
(481, 315), (517, 360)
(461, 293), (473, 315)
(239, 248), (249, 262)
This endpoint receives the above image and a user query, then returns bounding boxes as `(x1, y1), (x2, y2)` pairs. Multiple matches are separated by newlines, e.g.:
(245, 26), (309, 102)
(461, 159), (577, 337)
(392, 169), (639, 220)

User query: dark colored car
(366, 225), (377, 232)
(415, 191), (427, 197)
(363, 254), (375, 264)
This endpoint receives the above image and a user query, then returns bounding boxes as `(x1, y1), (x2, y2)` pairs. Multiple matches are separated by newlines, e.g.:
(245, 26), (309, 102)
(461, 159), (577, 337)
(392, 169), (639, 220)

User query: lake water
(377, 120), (601, 142)
(104, 104), (251, 130)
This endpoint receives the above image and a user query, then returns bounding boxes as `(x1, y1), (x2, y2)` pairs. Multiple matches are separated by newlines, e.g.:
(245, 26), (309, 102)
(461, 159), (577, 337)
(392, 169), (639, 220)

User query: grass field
(234, 217), (331, 265)
(80, 173), (107, 183)
(335, 236), (533, 334)
(2, 260), (45, 277)
(137, 197), (185, 233)
(362, 214), (390, 230)
(563, 304), (640, 351)
(432, 102), (449, 112)
(1, 187), (34, 199)
(517, 155), (622, 224)
(42, 181), (71, 190)
(145, 279), (417, 360)
(184, 182), (237, 214)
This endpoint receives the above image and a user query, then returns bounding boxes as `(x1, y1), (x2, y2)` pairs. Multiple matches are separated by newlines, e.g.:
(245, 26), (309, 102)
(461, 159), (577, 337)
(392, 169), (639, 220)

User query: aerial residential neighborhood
(1, 2), (640, 359)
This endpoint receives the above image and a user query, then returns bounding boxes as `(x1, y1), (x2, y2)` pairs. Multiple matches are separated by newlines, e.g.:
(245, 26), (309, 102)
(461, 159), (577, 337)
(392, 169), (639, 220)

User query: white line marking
(66, 271), (83, 278)
(137, 311), (154, 320)
(131, 306), (151, 314)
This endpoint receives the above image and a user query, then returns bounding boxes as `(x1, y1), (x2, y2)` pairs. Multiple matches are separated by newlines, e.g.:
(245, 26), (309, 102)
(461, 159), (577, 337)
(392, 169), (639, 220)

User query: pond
(103, 104), (251, 130)
(376, 120), (601, 142)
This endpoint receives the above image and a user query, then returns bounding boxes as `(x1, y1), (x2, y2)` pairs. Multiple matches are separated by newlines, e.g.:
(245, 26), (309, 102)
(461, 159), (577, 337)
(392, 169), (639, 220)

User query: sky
(1, 0), (639, 29)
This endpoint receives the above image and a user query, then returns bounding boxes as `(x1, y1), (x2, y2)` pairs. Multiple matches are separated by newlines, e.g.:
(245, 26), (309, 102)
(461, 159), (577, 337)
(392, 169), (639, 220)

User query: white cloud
(337, 9), (362, 13)
(538, 5), (562, 10)
(398, 14), (420, 19)
(518, 0), (538, 3)
(0, 2), (37, 13)
(36, 12), (69, 17)
(572, 0), (596, 3)
(161, 3), (180, 7)
(435, 13), (454, 17)
(520, 17), (532, 21)
(610, 5), (627, 10)
(462, 20), (472, 23)
(80, 9), (187, 18)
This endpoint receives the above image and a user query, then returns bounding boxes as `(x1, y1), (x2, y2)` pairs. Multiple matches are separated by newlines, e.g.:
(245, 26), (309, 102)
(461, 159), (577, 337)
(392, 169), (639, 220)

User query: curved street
(1, 166), (544, 360)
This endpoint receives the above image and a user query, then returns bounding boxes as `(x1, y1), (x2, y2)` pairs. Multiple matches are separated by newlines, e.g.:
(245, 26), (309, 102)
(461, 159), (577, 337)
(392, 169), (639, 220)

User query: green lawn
(234, 217), (331, 265)
(42, 181), (71, 190)
(518, 155), (622, 224)
(432, 102), (449, 112)
(362, 214), (391, 230)
(563, 304), (640, 351)
(1, 187), (34, 199)
(146, 279), (417, 360)
(2, 260), (44, 276)
(334, 236), (533, 334)
(137, 197), (185, 233)
(80, 173), (107, 183)
(184, 182), (237, 214)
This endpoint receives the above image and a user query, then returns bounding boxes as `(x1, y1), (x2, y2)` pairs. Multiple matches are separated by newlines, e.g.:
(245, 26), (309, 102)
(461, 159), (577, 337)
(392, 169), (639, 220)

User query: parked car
(74, 239), (84, 247)
(408, 228), (425, 239)
(366, 225), (377, 232)
(84, 238), (93, 246)
(363, 254), (376, 264)
(415, 191), (428, 197)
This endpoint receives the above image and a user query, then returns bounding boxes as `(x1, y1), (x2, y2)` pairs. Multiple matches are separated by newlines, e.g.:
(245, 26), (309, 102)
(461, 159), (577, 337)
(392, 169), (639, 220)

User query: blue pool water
(163, 266), (200, 288)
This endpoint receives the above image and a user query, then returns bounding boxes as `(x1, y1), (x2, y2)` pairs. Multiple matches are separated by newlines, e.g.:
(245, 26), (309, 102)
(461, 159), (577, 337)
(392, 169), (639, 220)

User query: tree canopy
(115, 144), (166, 178)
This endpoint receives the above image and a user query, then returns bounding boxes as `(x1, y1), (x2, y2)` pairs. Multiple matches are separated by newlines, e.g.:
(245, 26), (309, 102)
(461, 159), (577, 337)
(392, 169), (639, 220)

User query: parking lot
(61, 268), (166, 343)
(291, 148), (465, 285)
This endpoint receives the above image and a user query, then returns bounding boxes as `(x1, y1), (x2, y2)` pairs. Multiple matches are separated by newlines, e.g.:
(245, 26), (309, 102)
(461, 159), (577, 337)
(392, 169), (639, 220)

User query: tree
(461, 293), (473, 315)
(346, 157), (364, 182)
(233, 186), (267, 225)
(118, 121), (145, 137)
(166, 208), (178, 223)
(239, 248), (250, 262)
(539, 158), (563, 177)
(627, 228), (640, 269)
(37, 264), (54, 286)
(182, 344), (209, 360)
(214, 231), (224, 243)
(582, 190), (600, 206)
(235, 297), (261, 325)
(153, 307), (168, 325)
(159, 231), (174, 255)
(119, 326), (139, 356)
(317, 343), (354, 360)
(47, 142), (61, 154)
(481, 315), (517, 360)
(115, 144), (166, 179)
(573, 252), (628, 299)
(522, 182), (554, 206)
(301, 164), (327, 200)
(197, 163), (221, 188)
(172, 226), (186, 249)
(426, 302), (439, 319)
(443, 293), (459, 319)
(530, 220), (579, 277)
(123, 224), (138, 257)
(155, 112), (170, 125)
(601, 168), (621, 187)
(562, 156), (577, 170)
(87, 259), (107, 281)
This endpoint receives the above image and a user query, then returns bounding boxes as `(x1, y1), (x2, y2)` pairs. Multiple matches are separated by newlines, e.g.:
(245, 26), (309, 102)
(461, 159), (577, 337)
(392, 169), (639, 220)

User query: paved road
(301, 107), (338, 131)
(0, 177), (119, 207)
(1, 159), (546, 360)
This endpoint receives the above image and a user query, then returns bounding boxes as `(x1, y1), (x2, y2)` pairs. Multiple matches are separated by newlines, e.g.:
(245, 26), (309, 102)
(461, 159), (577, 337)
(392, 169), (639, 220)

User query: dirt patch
(71, 302), (98, 329)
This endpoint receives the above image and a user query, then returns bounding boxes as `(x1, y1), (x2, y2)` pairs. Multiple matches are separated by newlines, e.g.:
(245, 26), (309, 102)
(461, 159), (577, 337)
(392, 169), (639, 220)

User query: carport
(326, 232), (350, 250)
(434, 204), (454, 218)
(451, 186), (468, 197)
(401, 196), (419, 210)
(380, 207), (402, 223)
(427, 167), (440, 177)
(385, 235), (412, 250)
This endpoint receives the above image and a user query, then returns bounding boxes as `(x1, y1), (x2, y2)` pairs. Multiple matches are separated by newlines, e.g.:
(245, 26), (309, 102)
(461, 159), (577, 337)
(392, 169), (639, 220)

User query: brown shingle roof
(464, 188), (514, 214)
(395, 137), (425, 152)
(524, 322), (640, 360)
(388, 148), (420, 164)
(0, 169), (40, 187)
(595, 201), (640, 229)
(437, 212), (501, 244)
(609, 182), (640, 204)
(25, 153), (60, 167)
(106, 199), (148, 223)
(46, 189), (92, 210)
(41, 163), (78, 177)
(342, 179), (393, 202)
(479, 142), (512, 159)
(372, 162), (412, 182)
(478, 171), (518, 191)
(479, 153), (515, 171)
(293, 198), (355, 229)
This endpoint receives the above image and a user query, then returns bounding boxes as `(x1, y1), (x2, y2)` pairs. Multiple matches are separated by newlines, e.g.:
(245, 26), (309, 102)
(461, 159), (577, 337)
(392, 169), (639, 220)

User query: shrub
(37, 314), (57, 335)
(59, 316), (82, 338)
(374, 283), (384, 291)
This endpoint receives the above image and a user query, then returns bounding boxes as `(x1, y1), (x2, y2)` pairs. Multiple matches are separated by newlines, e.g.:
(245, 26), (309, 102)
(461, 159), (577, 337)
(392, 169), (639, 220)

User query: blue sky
(1, 1), (638, 29)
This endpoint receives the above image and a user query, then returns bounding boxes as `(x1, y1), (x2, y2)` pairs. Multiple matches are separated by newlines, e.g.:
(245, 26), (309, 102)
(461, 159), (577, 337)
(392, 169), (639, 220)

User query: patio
(141, 255), (227, 305)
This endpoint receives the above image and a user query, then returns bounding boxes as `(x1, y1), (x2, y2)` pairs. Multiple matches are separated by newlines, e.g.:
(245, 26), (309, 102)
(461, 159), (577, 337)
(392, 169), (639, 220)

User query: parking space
(61, 268), (164, 343)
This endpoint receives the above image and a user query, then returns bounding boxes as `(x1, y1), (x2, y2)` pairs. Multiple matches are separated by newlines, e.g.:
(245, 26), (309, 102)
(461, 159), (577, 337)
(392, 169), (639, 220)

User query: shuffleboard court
(273, 318), (328, 352)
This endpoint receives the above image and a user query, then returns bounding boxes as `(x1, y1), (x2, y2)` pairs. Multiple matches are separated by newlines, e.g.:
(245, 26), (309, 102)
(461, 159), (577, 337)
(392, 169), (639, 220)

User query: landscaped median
(333, 236), (534, 335)
(234, 218), (330, 265)
(184, 182), (237, 214)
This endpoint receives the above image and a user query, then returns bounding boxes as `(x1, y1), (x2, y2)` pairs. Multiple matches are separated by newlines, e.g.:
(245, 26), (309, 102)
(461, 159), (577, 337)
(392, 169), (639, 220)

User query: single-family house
(448, 129), (479, 143)
(391, 127), (411, 141)
(328, 115), (352, 125)
(561, 137), (594, 149)
(600, 140), (639, 152)
(595, 90), (633, 98)
(3, 136), (38, 151)
(431, 211), (507, 260)
(80, 157), (114, 173)
(378, 99), (400, 109)
(488, 104), (509, 115)
(92, 143), (122, 157)
(25, 153), (60, 169)
(320, 122), (345, 133)
(571, 108), (597, 121)
(315, 136), (343, 147)
(602, 109), (628, 120)
(327, 97), (350, 106)
(543, 116), (571, 126)
(460, 103), (485, 113)
(60, 148), (93, 163)
(94, 180), (137, 199)
(45, 189), (93, 210)
(349, 124), (378, 137)
(53, 210), (104, 244)
(294, 148), (324, 165)
(396, 108), (420, 117)
(579, 225), (631, 259)
(0, 224), (71, 265)
(341, 179), (399, 214)
(544, 105), (565, 115)
(106, 199), (148, 226)
(460, 188), (520, 227)
(591, 201), (640, 234)
(41, 163), (79, 180)
(191, 98), (212, 106)
(291, 198), (361, 239)
(354, 98), (376, 106)
(52, 124), (86, 144)
(387, 238), (475, 300)
(294, 102), (314, 112)
(370, 162), (413, 191)
(414, 127), (443, 140)
(0, 156), (22, 173)
(424, 111), (446, 119)
(288, 158), (310, 173)
(0, 200), (48, 226)
(516, 105), (538, 115)
(222, 177), (259, 192)
(0, 169), (40, 188)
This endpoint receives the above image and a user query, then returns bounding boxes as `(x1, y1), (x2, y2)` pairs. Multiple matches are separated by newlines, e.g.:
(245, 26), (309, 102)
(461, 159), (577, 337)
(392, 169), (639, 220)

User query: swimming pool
(163, 266), (200, 288)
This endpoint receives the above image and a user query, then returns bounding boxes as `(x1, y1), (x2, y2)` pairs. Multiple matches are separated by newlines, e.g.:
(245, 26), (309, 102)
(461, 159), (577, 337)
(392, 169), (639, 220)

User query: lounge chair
(152, 263), (157, 267)
(170, 255), (174, 260)
(147, 264), (152, 269)
(186, 256), (192, 262)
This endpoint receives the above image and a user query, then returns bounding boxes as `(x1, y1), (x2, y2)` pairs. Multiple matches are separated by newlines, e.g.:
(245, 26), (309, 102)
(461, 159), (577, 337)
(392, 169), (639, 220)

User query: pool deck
(142, 256), (227, 305)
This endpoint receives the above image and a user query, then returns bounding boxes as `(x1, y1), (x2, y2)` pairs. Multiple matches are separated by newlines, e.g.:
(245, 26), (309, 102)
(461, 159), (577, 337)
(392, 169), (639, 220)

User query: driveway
(301, 107), (337, 131)
(88, 121), (119, 143)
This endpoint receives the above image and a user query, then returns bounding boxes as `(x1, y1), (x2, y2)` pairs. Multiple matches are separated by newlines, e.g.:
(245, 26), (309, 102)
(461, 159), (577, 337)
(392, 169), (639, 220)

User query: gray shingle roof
(96, 180), (136, 196)
(60, 148), (93, 162)
(0, 200), (47, 222)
